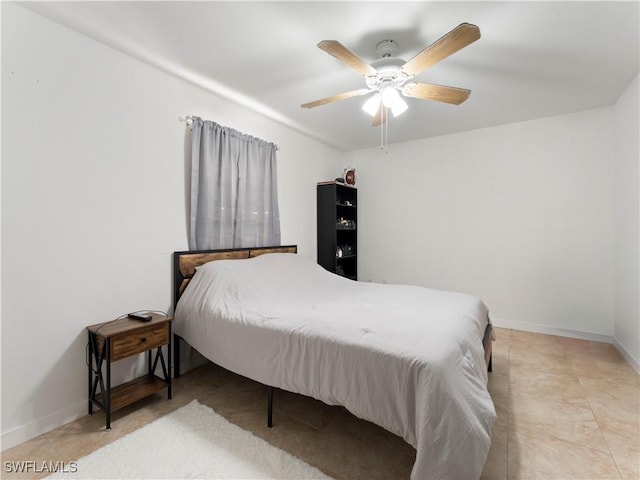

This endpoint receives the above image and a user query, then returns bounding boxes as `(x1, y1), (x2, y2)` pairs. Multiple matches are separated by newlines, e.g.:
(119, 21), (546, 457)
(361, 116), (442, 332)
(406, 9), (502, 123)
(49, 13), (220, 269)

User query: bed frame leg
(267, 387), (274, 428)
(173, 334), (181, 378)
(488, 353), (493, 373)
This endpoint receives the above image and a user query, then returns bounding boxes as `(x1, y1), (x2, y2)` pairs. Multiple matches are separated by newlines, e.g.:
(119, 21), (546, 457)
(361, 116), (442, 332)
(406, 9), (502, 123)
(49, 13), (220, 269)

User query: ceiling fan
(301, 23), (480, 126)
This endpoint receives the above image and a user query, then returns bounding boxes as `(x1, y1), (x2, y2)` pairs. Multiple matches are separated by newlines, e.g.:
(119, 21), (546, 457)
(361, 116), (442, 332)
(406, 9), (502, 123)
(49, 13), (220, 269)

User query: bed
(172, 245), (496, 480)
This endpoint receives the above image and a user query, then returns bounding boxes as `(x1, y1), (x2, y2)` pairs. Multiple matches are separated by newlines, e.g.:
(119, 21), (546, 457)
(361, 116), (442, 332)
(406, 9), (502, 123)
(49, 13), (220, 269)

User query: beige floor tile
(508, 429), (621, 479)
(509, 347), (575, 377)
(493, 327), (511, 342)
(570, 358), (639, 386)
(579, 376), (640, 408)
(481, 422), (508, 480)
(509, 370), (588, 407)
(315, 419), (415, 480)
(561, 339), (628, 364)
(602, 429), (640, 480)
(491, 348), (510, 375)
(588, 395), (640, 446)
(582, 377), (640, 460)
(509, 331), (565, 356)
(0, 437), (61, 480)
(44, 398), (161, 462)
(488, 373), (509, 434)
(272, 388), (342, 431)
(509, 390), (609, 453)
(493, 332), (510, 350)
(237, 388), (416, 480)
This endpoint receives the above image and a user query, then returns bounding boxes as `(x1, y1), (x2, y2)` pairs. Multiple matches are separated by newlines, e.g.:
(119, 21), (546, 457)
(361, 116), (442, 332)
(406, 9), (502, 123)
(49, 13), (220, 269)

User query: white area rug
(49, 400), (333, 479)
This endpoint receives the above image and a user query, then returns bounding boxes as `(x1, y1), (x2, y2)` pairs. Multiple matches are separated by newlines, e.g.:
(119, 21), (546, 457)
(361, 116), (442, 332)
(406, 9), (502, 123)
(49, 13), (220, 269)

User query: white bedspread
(174, 253), (496, 479)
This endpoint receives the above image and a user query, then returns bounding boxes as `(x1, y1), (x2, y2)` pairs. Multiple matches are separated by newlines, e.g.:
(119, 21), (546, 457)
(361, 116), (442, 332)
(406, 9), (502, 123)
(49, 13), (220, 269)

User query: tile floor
(1, 328), (638, 479)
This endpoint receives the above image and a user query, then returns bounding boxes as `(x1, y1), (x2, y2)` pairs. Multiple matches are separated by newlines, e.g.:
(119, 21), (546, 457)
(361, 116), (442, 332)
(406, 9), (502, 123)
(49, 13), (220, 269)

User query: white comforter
(174, 253), (496, 480)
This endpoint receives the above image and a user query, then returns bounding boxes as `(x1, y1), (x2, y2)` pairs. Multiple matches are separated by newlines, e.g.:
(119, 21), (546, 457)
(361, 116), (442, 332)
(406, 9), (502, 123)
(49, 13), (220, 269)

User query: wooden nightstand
(87, 313), (172, 430)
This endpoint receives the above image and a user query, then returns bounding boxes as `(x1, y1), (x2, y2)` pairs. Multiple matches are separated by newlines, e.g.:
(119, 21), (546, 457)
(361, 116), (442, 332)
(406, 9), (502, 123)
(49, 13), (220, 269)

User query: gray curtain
(189, 117), (281, 250)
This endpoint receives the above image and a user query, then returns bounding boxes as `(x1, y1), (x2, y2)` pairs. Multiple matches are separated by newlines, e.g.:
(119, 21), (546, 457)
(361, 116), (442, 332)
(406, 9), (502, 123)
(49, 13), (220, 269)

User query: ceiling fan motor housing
(367, 55), (409, 91)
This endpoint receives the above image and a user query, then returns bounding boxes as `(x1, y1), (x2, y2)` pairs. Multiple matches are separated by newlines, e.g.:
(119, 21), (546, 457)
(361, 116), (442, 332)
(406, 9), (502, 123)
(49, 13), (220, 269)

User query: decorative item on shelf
(336, 245), (355, 258)
(335, 167), (356, 186)
(337, 217), (356, 230)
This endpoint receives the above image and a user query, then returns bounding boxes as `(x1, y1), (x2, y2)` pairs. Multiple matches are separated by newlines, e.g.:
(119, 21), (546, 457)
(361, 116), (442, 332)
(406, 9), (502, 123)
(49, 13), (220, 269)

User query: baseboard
(491, 317), (613, 343)
(1, 400), (86, 452)
(612, 338), (640, 374)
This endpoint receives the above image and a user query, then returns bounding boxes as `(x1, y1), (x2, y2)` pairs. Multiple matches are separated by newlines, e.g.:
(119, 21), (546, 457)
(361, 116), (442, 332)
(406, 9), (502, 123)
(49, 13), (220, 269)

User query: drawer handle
(140, 337), (147, 343)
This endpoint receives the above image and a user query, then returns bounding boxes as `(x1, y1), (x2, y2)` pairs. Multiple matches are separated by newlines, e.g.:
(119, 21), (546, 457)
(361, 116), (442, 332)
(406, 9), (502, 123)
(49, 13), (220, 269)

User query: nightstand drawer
(111, 323), (169, 361)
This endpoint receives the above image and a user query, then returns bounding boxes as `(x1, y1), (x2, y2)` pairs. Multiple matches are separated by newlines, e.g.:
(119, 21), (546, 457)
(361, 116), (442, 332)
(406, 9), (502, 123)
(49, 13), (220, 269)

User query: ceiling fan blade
(318, 40), (377, 77)
(301, 88), (370, 109)
(400, 23), (480, 78)
(403, 82), (471, 105)
(372, 106), (388, 127)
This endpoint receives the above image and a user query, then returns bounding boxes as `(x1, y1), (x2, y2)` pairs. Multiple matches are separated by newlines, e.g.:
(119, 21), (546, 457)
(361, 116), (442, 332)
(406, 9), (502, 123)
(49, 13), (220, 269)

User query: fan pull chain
(385, 111), (389, 154)
(379, 107), (389, 154)
(379, 107), (383, 150)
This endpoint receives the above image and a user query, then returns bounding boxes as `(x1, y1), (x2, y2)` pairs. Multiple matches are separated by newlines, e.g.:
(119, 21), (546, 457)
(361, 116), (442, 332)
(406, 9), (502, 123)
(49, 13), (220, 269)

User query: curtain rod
(181, 115), (279, 150)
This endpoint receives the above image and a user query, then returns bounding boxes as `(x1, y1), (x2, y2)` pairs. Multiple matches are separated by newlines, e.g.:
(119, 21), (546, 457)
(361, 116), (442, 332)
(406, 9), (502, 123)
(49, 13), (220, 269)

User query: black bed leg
(173, 334), (181, 378)
(267, 387), (274, 428)
(488, 353), (493, 373)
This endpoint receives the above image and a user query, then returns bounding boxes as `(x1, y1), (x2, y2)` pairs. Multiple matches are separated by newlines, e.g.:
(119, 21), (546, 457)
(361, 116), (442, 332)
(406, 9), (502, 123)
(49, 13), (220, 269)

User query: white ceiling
(23, 1), (640, 151)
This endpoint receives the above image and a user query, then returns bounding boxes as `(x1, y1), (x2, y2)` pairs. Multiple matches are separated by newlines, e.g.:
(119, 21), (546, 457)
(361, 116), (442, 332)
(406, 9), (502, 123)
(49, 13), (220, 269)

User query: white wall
(1, 3), (340, 448)
(613, 74), (640, 369)
(348, 108), (617, 339)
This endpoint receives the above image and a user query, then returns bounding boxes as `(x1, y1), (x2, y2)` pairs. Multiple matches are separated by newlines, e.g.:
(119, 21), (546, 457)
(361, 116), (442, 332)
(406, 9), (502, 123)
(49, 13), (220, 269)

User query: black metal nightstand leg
(150, 344), (172, 401)
(87, 331), (93, 415)
(105, 338), (111, 430)
(168, 324), (172, 399)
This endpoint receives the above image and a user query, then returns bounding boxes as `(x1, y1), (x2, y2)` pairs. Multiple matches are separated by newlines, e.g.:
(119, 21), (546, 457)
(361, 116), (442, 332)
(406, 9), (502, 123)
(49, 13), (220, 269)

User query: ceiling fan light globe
(390, 97), (409, 117)
(362, 93), (381, 117)
(380, 85), (408, 116)
(381, 84), (400, 106)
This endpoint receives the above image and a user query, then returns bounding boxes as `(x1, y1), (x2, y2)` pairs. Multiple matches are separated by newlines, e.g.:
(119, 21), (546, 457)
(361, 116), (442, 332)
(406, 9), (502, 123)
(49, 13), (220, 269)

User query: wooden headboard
(172, 245), (297, 308)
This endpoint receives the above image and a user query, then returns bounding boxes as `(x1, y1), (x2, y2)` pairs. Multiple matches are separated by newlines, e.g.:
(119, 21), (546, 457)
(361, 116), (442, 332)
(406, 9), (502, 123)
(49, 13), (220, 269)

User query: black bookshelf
(317, 182), (357, 280)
